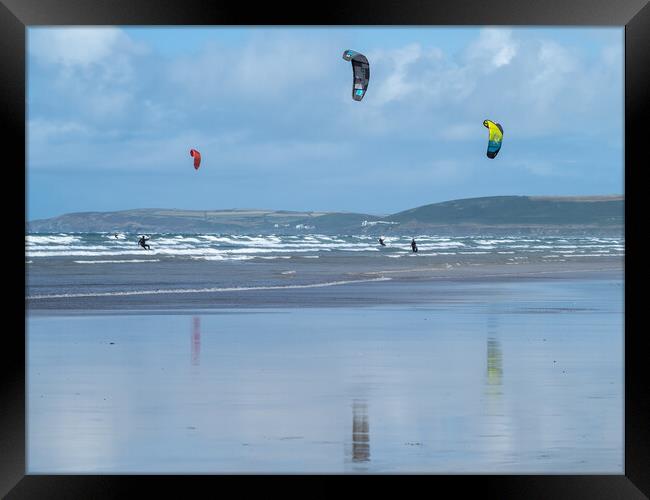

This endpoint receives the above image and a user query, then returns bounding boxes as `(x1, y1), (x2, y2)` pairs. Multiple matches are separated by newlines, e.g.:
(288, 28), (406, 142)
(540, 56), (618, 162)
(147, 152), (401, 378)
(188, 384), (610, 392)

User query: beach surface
(27, 263), (623, 473)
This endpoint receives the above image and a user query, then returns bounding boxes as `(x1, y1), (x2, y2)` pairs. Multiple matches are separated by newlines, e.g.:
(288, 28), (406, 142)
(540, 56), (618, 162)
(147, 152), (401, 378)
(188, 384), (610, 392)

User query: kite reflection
(191, 316), (201, 366)
(351, 399), (370, 463)
(487, 337), (503, 387)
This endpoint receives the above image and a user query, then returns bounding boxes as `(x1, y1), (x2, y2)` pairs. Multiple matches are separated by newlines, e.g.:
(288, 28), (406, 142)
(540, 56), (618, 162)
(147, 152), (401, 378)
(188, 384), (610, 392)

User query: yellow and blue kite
(483, 120), (504, 159)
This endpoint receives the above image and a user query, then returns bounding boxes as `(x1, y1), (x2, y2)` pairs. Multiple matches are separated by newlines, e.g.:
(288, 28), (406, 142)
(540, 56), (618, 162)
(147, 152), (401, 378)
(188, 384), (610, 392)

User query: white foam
(421, 242), (466, 249)
(27, 250), (156, 257)
(73, 259), (161, 264)
(26, 245), (115, 251)
(27, 276), (392, 300)
(189, 255), (255, 261)
(563, 253), (618, 257)
(475, 239), (515, 245)
(26, 235), (80, 244)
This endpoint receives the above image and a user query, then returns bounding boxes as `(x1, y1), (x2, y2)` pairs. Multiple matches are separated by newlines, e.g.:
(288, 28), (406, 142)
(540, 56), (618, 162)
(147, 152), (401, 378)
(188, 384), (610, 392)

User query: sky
(27, 27), (624, 220)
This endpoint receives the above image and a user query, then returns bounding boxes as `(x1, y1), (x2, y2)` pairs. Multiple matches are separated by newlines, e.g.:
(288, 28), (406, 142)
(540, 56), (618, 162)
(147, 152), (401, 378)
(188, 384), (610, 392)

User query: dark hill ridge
(388, 195), (623, 225)
(27, 208), (337, 234)
(27, 195), (624, 235)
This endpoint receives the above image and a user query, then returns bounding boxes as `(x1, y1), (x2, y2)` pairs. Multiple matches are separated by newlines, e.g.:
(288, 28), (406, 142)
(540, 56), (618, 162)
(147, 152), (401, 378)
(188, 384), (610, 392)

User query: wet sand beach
(27, 265), (623, 473)
(27, 258), (622, 311)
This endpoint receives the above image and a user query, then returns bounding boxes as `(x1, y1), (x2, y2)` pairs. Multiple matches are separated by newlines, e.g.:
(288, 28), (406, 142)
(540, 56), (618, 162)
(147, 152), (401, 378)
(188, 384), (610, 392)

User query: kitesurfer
(138, 235), (151, 250)
(411, 238), (418, 253)
(379, 237), (386, 246)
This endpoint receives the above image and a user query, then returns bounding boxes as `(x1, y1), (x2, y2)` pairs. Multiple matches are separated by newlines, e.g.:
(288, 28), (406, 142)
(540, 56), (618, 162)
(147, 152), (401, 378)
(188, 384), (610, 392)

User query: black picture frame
(4, 0), (648, 497)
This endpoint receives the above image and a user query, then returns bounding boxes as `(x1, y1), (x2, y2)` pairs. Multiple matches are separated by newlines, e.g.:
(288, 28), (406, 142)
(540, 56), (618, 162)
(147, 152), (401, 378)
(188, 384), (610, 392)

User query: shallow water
(27, 277), (623, 473)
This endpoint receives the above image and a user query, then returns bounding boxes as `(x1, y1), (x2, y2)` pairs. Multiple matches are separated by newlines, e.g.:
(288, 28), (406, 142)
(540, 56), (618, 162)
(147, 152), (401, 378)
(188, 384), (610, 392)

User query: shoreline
(27, 260), (623, 314)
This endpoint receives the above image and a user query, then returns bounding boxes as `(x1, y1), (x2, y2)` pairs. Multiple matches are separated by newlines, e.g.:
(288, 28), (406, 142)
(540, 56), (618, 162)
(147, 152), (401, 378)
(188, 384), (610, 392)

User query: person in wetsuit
(379, 237), (386, 246)
(138, 235), (151, 250)
(411, 238), (418, 253)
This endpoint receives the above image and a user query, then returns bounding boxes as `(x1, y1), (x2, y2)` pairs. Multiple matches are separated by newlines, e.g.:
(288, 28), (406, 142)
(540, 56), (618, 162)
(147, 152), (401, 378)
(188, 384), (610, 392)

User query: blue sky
(27, 27), (623, 219)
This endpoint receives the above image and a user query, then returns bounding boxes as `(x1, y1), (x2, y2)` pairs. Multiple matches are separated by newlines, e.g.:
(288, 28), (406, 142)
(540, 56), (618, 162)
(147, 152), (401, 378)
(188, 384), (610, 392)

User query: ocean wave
(475, 239), (516, 245)
(189, 255), (255, 261)
(563, 253), (621, 257)
(26, 235), (80, 244)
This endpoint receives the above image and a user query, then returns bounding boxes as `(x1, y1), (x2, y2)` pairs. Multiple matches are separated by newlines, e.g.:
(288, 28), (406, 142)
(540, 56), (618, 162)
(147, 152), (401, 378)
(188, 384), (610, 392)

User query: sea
(26, 232), (624, 306)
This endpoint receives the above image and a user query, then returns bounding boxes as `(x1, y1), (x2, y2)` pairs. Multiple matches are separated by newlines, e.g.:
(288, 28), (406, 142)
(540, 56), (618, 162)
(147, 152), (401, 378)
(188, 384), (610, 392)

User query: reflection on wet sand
(485, 313), (503, 421)
(27, 277), (623, 473)
(191, 316), (201, 366)
(487, 337), (502, 388)
(351, 399), (370, 465)
(486, 314), (502, 390)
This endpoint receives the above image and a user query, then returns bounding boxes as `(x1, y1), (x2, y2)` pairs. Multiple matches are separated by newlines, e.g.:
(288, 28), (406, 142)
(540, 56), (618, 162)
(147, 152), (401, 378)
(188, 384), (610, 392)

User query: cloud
(167, 34), (335, 103)
(525, 41), (578, 112)
(439, 123), (476, 141)
(367, 43), (476, 108)
(31, 28), (119, 66)
(368, 43), (429, 105)
(222, 140), (352, 169)
(602, 43), (623, 67)
(28, 27), (623, 148)
(334, 28), (600, 142)
(29, 27), (147, 67)
(28, 118), (91, 143)
(464, 28), (518, 70)
(518, 160), (556, 177)
(29, 28), (150, 123)
(340, 28), (622, 144)
(28, 118), (351, 175)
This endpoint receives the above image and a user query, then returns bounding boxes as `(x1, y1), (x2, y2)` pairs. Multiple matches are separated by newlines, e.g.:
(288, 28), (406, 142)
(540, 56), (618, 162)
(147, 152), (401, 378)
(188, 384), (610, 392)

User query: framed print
(3, 0), (649, 497)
